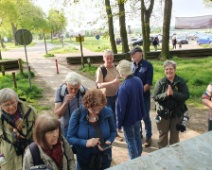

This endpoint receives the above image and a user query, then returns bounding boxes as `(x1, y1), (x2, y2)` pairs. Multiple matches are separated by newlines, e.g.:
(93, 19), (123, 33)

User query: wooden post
(55, 59), (59, 74)
(1, 65), (5, 76)
(18, 58), (23, 74)
(79, 34), (84, 68)
(12, 72), (17, 89)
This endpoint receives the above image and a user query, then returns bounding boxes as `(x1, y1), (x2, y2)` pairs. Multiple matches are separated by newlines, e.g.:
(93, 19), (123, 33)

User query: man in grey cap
(128, 46), (154, 147)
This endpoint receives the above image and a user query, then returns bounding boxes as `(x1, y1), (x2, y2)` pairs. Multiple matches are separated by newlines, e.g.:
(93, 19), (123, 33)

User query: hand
(166, 85), (173, 96)
(64, 94), (75, 104)
(98, 141), (112, 151)
(117, 128), (123, 133)
(86, 138), (100, 148)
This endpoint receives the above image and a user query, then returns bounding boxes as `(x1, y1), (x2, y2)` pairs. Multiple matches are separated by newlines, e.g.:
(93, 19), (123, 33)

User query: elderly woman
(0, 88), (37, 170)
(23, 113), (75, 170)
(152, 60), (189, 149)
(115, 59), (146, 159)
(67, 88), (116, 170)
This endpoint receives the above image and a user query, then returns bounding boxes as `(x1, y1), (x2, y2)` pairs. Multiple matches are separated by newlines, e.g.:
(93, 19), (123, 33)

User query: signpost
(76, 34), (84, 67)
(95, 34), (100, 49)
(15, 29), (33, 90)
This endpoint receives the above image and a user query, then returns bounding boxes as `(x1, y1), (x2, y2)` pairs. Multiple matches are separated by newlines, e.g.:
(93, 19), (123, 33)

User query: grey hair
(65, 72), (81, 85)
(116, 60), (132, 77)
(0, 88), (19, 105)
(103, 49), (114, 59)
(163, 60), (177, 69)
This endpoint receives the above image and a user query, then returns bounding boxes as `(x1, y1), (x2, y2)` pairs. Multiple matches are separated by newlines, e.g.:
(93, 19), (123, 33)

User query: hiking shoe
(144, 138), (151, 147)
(115, 134), (123, 142)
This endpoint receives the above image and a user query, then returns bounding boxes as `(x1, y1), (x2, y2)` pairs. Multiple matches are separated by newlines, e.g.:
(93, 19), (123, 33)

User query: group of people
(0, 46), (211, 170)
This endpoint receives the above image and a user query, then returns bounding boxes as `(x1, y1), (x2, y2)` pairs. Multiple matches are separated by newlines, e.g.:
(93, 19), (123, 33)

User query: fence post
(18, 58), (23, 74)
(55, 59), (59, 74)
(1, 65), (5, 76)
(12, 72), (17, 89)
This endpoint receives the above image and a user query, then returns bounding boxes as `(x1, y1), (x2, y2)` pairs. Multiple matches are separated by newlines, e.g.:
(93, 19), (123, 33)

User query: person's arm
(144, 62), (153, 93)
(96, 77), (120, 89)
(202, 84), (212, 109)
(152, 79), (167, 102)
(54, 88), (75, 119)
(22, 148), (34, 170)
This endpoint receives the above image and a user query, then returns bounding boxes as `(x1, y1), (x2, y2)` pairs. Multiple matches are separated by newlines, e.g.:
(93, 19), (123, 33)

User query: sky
(35, 0), (212, 31)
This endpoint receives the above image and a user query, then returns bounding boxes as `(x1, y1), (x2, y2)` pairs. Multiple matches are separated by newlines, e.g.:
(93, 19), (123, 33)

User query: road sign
(95, 34), (100, 40)
(15, 29), (32, 45)
(76, 36), (84, 42)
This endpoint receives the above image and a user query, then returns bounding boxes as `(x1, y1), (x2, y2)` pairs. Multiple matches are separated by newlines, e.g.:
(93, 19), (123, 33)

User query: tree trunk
(105, 0), (117, 54)
(141, 0), (154, 59)
(11, 22), (18, 46)
(44, 33), (48, 54)
(161, 0), (172, 60)
(118, 1), (129, 53)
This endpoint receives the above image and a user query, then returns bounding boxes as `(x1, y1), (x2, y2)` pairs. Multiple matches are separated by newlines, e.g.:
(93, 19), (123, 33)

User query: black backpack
(29, 142), (53, 170)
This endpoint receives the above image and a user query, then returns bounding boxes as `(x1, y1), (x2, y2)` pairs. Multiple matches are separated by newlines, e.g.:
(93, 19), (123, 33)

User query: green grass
(48, 46), (79, 54)
(80, 56), (212, 107)
(0, 42), (36, 51)
(0, 71), (45, 111)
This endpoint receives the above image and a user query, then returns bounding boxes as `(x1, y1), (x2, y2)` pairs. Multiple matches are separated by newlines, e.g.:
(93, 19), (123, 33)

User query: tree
(118, 0), (129, 53)
(141, 0), (154, 59)
(48, 9), (67, 42)
(161, 0), (172, 60)
(105, 0), (117, 54)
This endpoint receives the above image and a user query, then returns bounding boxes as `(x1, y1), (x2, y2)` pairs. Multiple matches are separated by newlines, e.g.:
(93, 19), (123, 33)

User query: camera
(176, 115), (189, 132)
(13, 140), (26, 156)
(155, 114), (161, 123)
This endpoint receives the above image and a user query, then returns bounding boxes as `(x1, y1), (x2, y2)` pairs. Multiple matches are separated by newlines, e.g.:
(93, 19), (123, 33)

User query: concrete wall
(107, 131), (212, 170)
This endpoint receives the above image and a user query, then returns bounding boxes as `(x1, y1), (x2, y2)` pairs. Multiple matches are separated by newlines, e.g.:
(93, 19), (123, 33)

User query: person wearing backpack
(96, 50), (123, 141)
(54, 72), (86, 138)
(0, 88), (37, 170)
(202, 82), (212, 131)
(23, 113), (75, 170)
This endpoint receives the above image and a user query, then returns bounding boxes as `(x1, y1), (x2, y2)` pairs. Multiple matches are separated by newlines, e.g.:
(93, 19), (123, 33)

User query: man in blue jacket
(128, 46), (153, 147)
(116, 60), (146, 159)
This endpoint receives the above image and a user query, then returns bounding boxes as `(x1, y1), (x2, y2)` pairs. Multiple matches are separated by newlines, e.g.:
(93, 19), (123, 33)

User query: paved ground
(1, 41), (201, 167)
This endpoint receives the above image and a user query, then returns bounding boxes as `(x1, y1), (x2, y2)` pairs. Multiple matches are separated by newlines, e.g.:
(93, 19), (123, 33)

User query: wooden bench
(0, 59), (19, 70)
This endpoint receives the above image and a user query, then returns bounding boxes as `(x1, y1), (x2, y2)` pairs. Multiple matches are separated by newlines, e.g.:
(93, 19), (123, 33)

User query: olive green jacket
(0, 100), (37, 170)
(152, 75), (189, 118)
(23, 136), (76, 170)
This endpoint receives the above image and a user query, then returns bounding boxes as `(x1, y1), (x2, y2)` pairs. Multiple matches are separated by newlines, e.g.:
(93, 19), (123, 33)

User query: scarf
(45, 139), (63, 170)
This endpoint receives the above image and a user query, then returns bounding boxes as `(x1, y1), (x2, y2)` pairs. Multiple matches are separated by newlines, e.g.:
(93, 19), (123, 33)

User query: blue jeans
(141, 95), (152, 139)
(106, 96), (116, 123)
(123, 121), (142, 159)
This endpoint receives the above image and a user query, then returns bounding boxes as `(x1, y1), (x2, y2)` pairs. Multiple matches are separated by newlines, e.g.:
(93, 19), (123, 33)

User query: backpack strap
(100, 66), (107, 80)
(29, 142), (44, 166)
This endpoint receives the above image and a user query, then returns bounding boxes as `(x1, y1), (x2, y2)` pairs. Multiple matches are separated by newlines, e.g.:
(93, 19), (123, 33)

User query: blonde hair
(116, 59), (132, 77)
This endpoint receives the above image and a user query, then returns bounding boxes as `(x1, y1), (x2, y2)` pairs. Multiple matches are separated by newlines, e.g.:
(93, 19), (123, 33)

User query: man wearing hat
(128, 46), (153, 147)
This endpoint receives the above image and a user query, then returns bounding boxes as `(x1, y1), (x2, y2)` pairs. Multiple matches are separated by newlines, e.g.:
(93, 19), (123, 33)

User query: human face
(131, 52), (142, 64)
(164, 65), (176, 81)
(88, 105), (104, 116)
(104, 55), (114, 68)
(44, 128), (59, 149)
(1, 98), (18, 115)
(66, 83), (80, 96)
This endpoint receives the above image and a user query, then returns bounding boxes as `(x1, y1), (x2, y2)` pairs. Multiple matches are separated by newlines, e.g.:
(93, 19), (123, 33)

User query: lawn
(80, 56), (212, 107)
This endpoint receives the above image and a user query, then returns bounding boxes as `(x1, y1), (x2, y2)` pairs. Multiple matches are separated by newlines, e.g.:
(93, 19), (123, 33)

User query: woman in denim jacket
(67, 89), (116, 170)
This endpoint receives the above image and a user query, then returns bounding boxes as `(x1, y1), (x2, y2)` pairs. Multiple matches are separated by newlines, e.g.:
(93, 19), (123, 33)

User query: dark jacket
(116, 75), (146, 128)
(152, 75), (189, 118)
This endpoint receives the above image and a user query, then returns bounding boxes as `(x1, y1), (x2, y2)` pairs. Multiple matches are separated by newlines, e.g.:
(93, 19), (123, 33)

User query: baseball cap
(127, 47), (142, 54)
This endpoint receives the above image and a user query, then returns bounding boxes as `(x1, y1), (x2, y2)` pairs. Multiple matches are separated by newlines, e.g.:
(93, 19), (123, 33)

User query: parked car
(115, 38), (121, 45)
(176, 36), (189, 44)
(197, 36), (212, 44)
(132, 37), (153, 46)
